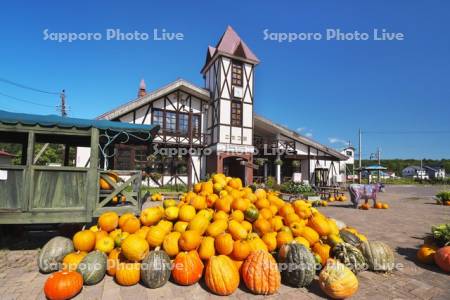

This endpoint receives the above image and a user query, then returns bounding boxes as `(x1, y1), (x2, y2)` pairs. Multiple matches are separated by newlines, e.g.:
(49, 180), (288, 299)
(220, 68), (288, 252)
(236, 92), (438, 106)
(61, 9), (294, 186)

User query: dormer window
(231, 61), (243, 86)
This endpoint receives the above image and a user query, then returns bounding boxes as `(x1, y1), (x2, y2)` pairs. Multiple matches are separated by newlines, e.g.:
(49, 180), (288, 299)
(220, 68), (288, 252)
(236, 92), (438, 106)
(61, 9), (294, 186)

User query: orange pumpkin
(94, 230), (109, 242)
(44, 271), (83, 300)
(215, 233), (234, 255)
(98, 211), (119, 232)
(417, 245), (437, 264)
(120, 216), (141, 234)
(172, 250), (204, 285)
(115, 262), (141, 286)
(118, 213), (135, 228)
(73, 230), (96, 252)
(374, 202), (383, 209)
(308, 214), (330, 236)
(276, 231), (294, 249)
(215, 197), (232, 213)
(146, 225), (167, 247)
(205, 255), (240, 295)
(99, 172), (118, 190)
(241, 250), (281, 295)
(312, 241), (331, 266)
(253, 218), (272, 236)
(107, 248), (122, 276)
(434, 246), (450, 273)
(231, 240), (251, 261)
(179, 230), (202, 251)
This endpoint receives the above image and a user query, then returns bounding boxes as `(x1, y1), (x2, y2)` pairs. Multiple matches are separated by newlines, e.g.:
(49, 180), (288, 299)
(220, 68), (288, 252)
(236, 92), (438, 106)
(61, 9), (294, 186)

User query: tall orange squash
(241, 250), (280, 295)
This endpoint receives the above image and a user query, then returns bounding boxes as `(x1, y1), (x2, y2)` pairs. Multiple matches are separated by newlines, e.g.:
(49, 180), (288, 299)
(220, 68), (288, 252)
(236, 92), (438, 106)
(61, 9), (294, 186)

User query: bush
(280, 181), (315, 195)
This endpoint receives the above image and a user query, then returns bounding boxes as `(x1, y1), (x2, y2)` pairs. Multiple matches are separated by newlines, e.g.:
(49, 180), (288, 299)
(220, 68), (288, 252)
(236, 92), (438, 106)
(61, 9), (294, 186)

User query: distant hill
(360, 159), (450, 175)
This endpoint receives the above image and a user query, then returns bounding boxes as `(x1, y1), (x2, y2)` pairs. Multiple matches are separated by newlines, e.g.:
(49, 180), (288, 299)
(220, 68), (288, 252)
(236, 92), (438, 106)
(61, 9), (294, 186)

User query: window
(152, 110), (164, 128)
(231, 101), (242, 127)
(346, 150), (352, 156)
(192, 115), (200, 137)
(179, 113), (189, 136)
(152, 108), (201, 137)
(231, 61), (243, 86)
(165, 111), (177, 134)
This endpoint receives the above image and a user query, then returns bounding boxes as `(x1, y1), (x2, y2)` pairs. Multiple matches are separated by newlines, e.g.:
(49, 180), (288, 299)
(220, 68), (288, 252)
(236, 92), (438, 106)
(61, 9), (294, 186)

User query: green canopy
(0, 109), (159, 134)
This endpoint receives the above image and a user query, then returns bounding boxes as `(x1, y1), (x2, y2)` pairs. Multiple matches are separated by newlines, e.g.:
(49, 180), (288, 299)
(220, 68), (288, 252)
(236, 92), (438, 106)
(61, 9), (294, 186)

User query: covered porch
(253, 115), (347, 187)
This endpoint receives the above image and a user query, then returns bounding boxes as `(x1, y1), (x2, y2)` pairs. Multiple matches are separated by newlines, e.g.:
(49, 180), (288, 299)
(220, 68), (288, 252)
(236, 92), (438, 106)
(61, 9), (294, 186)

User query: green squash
(359, 241), (395, 272)
(244, 206), (259, 222)
(332, 243), (367, 273)
(339, 230), (362, 248)
(140, 250), (171, 288)
(76, 250), (107, 285)
(38, 236), (74, 273)
(278, 243), (316, 288)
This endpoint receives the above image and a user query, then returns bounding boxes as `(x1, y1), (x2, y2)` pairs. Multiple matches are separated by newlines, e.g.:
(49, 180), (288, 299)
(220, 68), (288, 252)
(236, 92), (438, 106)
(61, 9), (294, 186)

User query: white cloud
(296, 127), (305, 132)
(305, 132), (313, 138)
(328, 137), (347, 145)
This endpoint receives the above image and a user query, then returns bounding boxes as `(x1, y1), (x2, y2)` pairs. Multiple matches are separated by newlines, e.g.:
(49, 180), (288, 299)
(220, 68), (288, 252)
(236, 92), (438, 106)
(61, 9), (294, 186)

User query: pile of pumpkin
(358, 202), (389, 210)
(416, 223), (450, 273)
(39, 174), (396, 300)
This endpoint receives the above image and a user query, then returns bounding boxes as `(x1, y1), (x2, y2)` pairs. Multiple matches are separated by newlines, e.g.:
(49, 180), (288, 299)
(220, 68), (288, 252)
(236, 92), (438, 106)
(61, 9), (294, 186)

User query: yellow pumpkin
(207, 219), (228, 237)
(121, 234), (149, 261)
(188, 215), (210, 235)
(213, 211), (229, 221)
(230, 210), (245, 222)
(163, 231), (181, 257)
(174, 221), (189, 233)
(62, 251), (87, 271)
(95, 236), (115, 254)
(228, 220), (248, 240)
(157, 220), (173, 234)
(240, 220), (253, 233)
(294, 236), (310, 249)
(290, 221), (305, 237)
(270, 216), (284, 232)
(327, 219), (340, 236)
(199, 236), (216, 260)
(262, 232), (278, 252)
(140, 207), (163, 226)
(146, 226), (167, 247)
(107, 248), (122, 276)
(300, 226), (320, 245)
(135, 226), (150, 240)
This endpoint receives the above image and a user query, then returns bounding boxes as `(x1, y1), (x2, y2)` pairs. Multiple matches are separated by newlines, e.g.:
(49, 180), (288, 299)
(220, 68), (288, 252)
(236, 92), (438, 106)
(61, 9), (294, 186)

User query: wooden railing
(95, 170), (142, 216)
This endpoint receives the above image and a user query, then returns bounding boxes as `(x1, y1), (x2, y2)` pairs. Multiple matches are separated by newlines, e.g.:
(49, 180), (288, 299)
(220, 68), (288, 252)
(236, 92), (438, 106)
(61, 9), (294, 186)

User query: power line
(0, 77), (59, 95)
(0, 91), (56, 108)
(362, 130), (450, 135)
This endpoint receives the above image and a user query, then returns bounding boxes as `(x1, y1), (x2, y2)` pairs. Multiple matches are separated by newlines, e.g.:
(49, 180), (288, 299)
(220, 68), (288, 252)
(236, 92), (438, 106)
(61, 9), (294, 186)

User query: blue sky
(0, 1), (449, 159)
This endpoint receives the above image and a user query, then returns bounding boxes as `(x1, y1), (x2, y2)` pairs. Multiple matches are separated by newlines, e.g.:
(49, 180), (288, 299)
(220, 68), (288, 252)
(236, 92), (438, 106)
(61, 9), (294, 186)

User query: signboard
(240, 161), (259, 170)
(0, 170), (8, 180)
(292, 172), (302, 183)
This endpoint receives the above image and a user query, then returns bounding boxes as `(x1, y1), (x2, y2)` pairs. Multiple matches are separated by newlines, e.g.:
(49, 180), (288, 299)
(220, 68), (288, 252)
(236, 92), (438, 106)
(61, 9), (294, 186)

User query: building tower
(201, 26), (260, 184)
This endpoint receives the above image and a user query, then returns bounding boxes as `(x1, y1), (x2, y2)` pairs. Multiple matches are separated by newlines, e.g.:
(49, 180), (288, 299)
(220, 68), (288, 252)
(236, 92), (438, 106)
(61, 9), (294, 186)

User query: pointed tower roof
(139, 79), (146, 90)
(201, 26), (259, 73)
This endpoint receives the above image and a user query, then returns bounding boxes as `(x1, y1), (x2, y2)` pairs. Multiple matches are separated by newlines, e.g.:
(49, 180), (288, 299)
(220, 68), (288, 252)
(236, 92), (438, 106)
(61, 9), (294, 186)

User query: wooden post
(64, 144), (70, 166)
(25, 131), (35, 211)
(187, 109), (193, 190)
(86, 128), (99, 222)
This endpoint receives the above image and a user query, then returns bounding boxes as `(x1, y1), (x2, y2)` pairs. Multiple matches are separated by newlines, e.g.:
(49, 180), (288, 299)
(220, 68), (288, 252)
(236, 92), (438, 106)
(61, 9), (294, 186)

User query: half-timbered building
(78, 26), (348, 187)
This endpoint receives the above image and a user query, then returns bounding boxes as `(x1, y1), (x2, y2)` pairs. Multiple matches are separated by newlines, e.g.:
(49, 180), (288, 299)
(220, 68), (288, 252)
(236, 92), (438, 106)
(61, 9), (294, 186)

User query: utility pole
(59, 89), (67, 117)
(377, 147), (381, 165)
(358, 129), (362, 168)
